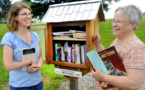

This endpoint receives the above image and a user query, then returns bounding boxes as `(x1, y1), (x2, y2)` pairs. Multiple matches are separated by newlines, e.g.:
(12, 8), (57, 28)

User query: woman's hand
(27, 64), (41, 73)
(29, 59), (36, 65)
(92, 66), (104, 81)
(93, 34), (101, 46)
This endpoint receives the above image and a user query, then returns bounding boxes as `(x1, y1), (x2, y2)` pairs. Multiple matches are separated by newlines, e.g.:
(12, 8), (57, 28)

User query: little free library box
(41, 0), (105, 78)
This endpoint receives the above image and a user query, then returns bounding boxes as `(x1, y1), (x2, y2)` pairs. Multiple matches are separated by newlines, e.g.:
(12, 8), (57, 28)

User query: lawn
(0, 16), (145, 89)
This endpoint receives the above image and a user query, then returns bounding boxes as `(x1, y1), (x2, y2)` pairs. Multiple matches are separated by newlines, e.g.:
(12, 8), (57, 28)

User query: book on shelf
(61, 47), (65, 61)
(76, 44), (81, 64)
(73, 32), (86, 39)
(87, 46), (126, 89)
(81, 45), (85, 65)
(54, 42), (86, 64)
(52, 30), (86, 39)
(52, 31), (73, 35)
(84, 45), (86, 64)
(22, 48), (36, 71)
(55, 43), (58, 61)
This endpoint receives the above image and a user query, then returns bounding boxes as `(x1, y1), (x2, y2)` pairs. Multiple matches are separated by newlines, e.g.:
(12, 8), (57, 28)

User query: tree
(0, 0), (11, 20)
(101, 0), (120, 11)
(30, 2), (50, 19)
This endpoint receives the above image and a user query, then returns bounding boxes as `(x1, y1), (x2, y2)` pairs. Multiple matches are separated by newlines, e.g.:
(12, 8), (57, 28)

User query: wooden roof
(41, 0), (105, 23)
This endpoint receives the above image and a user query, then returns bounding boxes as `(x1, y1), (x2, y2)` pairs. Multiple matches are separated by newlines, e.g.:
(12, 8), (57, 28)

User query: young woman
(0, 2), (43, 90)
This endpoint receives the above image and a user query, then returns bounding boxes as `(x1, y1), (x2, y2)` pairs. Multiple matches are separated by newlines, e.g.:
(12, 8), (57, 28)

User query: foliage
(0, 0), (11, 20)
(30, 2), (51, 19)
(102, 0), (120, 11)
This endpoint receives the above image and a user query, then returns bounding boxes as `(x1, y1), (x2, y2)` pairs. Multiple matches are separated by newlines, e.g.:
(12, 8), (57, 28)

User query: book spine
(57, 47), (61, 61)
(61, 47), (65, 61)
(71, 44), (74, 62)
(81, 45), (85, 64)
(67, 47), (71, 62)
(55, 43), (58, 61)
(84, 45), (86, 64)
(76, 46), (81, 64)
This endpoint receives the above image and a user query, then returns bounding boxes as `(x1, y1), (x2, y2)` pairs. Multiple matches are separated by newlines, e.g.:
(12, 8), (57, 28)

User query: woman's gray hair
(115, 5), (142, 30)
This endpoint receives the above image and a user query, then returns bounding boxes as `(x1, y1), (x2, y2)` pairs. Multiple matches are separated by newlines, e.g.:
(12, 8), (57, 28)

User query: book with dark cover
(87, 46), (126, 89)
(98, 46), (126, 89)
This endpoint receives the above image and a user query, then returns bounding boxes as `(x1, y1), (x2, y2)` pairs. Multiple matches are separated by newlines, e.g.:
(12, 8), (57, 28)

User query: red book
(98, 46), (126, 89)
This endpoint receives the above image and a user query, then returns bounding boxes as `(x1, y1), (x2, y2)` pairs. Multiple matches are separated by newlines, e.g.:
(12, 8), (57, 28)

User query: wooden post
(70, 80), (78, 90)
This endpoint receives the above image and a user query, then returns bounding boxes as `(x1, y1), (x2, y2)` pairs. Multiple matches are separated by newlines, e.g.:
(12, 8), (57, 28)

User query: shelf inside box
(52, 61), (88, 69)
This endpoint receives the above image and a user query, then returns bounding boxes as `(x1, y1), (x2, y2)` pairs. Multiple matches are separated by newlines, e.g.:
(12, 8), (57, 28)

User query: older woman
(0, 2), (43, 90)
(92, 5), (145, 90)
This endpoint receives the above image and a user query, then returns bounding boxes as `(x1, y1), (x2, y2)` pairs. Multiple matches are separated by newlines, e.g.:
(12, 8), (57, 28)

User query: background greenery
(0, 16), (145, 89)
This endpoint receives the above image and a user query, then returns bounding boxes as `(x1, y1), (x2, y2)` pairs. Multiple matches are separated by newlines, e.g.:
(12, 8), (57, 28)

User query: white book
(76, 46), (81, 64)
(67, 47), (71, 63)
(61, 47), (65, 61)
(22, 48), (36, 71)
(81, 45), (85, 65)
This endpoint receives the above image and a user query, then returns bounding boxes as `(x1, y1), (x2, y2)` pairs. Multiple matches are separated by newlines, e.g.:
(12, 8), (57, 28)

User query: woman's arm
(3, 45), (32, 71)
(92, 66), (145, 90)
(37, 43), (44, 68)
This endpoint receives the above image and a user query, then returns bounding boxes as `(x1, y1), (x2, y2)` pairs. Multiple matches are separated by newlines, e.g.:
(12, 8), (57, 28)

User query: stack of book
(55, 42), (86, 64)
(52, 30), (86, 39)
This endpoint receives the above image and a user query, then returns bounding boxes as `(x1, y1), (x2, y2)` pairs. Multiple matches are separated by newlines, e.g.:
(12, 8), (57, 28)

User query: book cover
(86, 49), (109, 74)
(87, 46), (126, 89)
(22, 48), (36, 71)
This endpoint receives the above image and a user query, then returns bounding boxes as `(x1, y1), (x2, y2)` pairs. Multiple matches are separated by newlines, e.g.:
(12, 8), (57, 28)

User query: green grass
(0, 16), (145, 89)
(0, 24), (9, 89)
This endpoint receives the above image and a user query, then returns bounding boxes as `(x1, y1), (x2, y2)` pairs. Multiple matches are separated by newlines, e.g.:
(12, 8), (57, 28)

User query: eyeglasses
(17, 13), (33, 17)
(112, 19), (125, 25)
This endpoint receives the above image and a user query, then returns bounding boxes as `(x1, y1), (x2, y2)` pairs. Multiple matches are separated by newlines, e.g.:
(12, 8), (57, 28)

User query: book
(81, 45), (85, 64)
(76, 45), (81, 64)
(73, 32), (86, 39)
(71, 44), (74, 62)
(55, 43), (58, 61)
(86, 49), (109, 74)
(22, 48), (36, 71)
(61, 47), (65, 61)
(67, 47), (71, 62)
(84, 45), (86, 64)
(52, 30), (86, 39)
(87, 46), (126, 89)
